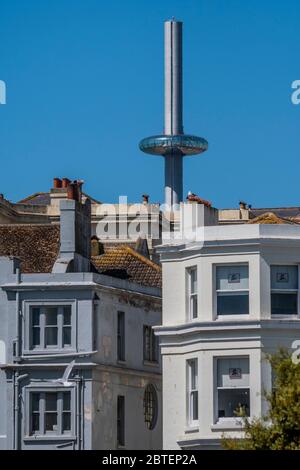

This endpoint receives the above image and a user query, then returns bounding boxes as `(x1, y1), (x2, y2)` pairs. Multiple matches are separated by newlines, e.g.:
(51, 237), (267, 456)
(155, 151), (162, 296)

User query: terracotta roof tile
(0, 224), (60, 273)
(92, 245), (162, 288)
(248, 212), (298, 225)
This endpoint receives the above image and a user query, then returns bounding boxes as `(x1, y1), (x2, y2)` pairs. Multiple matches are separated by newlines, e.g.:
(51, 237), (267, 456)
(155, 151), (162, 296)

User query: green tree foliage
(222, 349), (300, 450)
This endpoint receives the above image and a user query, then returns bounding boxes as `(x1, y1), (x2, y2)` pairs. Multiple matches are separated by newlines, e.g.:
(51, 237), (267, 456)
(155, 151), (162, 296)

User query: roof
(0, 224), (60, 272)
(92, 245), (162, 288)
(248, 212), (298, 225)
(250, 207), (300, 218)
(0, 224), (161, 288)
(18, 192), (51, 206)
(18, 191), (101, 205)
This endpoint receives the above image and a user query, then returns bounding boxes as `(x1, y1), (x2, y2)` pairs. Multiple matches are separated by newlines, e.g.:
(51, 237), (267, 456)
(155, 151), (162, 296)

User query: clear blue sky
(0, 0), (299, 208)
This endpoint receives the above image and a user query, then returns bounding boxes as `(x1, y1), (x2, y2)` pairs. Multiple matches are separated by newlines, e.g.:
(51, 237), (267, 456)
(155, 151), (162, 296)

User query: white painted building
(156, 220), (300, 449)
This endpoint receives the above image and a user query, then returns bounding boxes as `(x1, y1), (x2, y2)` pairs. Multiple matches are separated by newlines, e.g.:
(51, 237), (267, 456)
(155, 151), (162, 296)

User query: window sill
(117, 360), (126, 366)
(215, 314), (249, 321)
(184, 426), (199, 434)
(24, 435), (76, 442)
(23, 348), (76, 356)
(143, 360), (159, 367)
(271, 315), (300, 320)
(211, 419), (244, 431)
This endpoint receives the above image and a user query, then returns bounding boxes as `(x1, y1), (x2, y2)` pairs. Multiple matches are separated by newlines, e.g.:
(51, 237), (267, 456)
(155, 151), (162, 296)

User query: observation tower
(139, 19), (208, 208)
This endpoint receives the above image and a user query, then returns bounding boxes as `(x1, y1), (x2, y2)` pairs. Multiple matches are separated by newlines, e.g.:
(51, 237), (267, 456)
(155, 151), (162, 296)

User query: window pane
(63, 306), (71, 325)
(32, 327), (40, 347)
(190, 295), (198, 319)
(217, 293), (249, 315)
(32, 393), (40, 412)
(217, 357), (249, 387)
(117, 396), (125, 446)
(271, 265), (298, 290)
(191, 390), (198, 421)
(32, 308), (40, 326)
(62, 413), (71, 432)
(63, 327), (72, 346)
(151, 331), (158, 362)
(190, 268), (197, 294)
(144, 326), (150, 361)
(218, 389), (250, 418)
(45, 413), (58, 432)
(63, 392), (71, 411)
(45, 308), (58, 325)
(271, 293), (298, 315)
(143, 385), (158, 430)
(117, 312), (125, 361)
(32, 413), (40, 432)
(190, 361), (197, 389)
(45, 393), (57, 411)
(217, 265), (249, 291)
(45, 327), (58, 346)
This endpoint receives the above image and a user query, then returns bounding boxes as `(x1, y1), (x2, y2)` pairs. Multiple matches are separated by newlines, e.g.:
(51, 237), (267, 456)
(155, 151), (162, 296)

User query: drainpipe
(15, 267), (21, 360)
(80, 374), (84, 450)
(14, 373), (28, 450)
(76, 376), (81, 450)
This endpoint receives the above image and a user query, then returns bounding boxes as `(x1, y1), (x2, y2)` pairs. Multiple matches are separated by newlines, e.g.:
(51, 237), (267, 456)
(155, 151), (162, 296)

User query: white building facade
(156, 223), (300, 449)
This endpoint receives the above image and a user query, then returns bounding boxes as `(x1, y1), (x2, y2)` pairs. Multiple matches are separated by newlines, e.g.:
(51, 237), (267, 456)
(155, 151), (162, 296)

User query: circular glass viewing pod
(139, 134), (208, 156)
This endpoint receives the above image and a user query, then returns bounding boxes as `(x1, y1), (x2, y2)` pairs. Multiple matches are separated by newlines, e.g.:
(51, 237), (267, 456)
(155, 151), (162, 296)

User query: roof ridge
(18, 192), (49, 203)
(123, 246), (161, 272)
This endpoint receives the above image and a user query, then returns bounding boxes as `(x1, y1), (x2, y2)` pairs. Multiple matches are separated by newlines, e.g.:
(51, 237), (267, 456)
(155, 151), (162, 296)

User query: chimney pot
(53, 178), (62, 189)
(62, 177), (71, 188)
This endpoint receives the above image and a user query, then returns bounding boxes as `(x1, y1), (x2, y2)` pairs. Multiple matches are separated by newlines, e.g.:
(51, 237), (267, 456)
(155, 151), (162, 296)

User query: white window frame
(25, 386), (76, 440)
(214, 356), (250, 424)
(23, 300), (77, 355)
(270, 264), (300, 318)
(186, 267), (198, 320)
(186, 359), (199, 427)
(215, 263), (249, 318)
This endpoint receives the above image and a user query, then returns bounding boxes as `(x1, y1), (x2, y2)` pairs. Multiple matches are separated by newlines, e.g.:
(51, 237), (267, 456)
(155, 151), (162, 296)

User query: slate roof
(18, 192), (101, 205)
(92, 245), (162, 288)
(0, 224), (60, 273)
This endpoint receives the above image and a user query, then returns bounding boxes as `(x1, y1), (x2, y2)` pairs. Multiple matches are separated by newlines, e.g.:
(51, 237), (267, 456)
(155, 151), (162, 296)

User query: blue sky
(0, 0), (299, 208)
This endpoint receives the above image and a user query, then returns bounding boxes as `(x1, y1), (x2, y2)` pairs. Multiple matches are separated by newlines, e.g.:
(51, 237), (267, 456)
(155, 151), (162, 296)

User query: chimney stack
(53, 178), (62, 189)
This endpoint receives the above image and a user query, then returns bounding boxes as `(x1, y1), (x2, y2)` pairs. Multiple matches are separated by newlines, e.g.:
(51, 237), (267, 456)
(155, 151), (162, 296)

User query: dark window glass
(32, 308), (40, 326)
(31, 392), (40, 433)
(62, 413), (71, 432)
(217, 293), (249, 315)
(143, 385), (158, 430)
(63, 392), (71, 411)
(63, 306), (72, 325)
(117, 395), (125, 446)
(45, 393), (57, 411)
(45, 327), (58, 346)
(218, 389), (250, 418)
(117, 312), (125, 361)
(45, 413), (58, 432)
(63, 327), (71, 346)
(271, 293), (298, 315)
